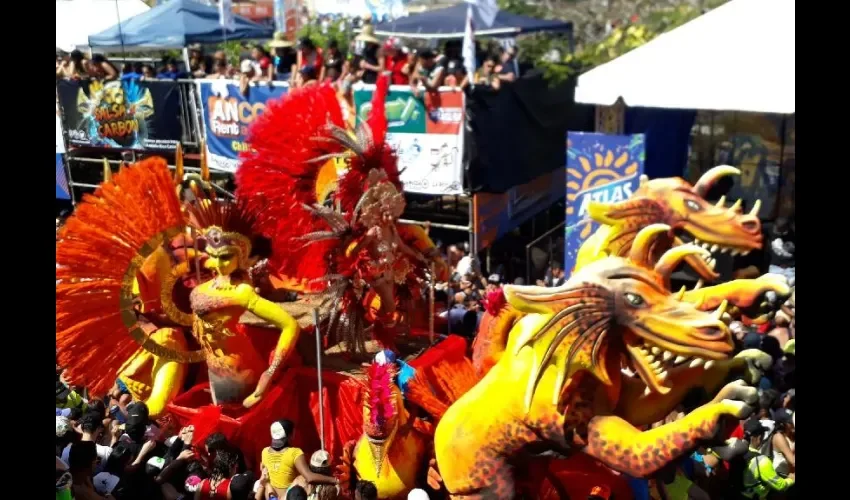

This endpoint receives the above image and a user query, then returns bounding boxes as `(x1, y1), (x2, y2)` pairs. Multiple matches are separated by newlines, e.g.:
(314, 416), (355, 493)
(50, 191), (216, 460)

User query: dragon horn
(200, 140), (210, 182)
(102, 157), (112, 183)
(628, 224), (671, 268)
(655, 244), (711, 280)
(694, 165), (740, 197)
(174, 143), (184, 184)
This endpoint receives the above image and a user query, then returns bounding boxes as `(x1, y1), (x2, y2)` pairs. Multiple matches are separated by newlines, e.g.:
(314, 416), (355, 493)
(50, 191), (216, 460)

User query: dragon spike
(676, 286), (687, 301)
(714, 299), (729, 320)
(655, 244), (711, 280)
(695, 279), (704, 290)
(750, 199), (762, 217)
(639, 174), (649, 186)
(727, 199), (743, 214)
(628, 224), (672, 268)
(200, 140), (210, 182)
(174, 143), (184, 184)
(102, 157), (112, 183)
(716, 195), (726, 208)
(694, 165), (741, 197)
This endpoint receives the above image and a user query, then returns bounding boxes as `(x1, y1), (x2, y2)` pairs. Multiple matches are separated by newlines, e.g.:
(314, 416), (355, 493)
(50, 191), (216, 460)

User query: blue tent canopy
(89, 0), (273, 50)
(373, 5), (572, 39)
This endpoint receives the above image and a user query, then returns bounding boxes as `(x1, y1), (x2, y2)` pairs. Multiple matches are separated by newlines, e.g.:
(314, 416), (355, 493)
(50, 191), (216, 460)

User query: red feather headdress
(235, 76), (400, 288)
(366, 361), (397, 434)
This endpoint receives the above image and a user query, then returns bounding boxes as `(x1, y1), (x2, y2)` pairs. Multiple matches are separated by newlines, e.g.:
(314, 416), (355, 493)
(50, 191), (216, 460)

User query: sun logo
(567, 146), (640, 238)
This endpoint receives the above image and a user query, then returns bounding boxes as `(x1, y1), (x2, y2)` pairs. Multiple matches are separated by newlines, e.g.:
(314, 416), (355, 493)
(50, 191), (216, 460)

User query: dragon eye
(624, 293), (645, 307)
(685, 199), (702, 212)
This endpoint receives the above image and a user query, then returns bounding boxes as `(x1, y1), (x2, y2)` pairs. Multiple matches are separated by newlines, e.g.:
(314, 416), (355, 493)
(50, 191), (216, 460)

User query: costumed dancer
(236, 75), (444, 353)
(56, 158), (301, 417)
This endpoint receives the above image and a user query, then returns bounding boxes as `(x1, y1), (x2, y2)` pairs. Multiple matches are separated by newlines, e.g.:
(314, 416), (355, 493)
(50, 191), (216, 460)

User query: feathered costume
(237, 76), (431, 352)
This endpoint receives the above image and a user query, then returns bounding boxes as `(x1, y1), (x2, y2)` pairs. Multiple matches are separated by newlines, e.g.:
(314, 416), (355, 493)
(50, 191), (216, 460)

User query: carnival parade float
(56, 75), (790, 499)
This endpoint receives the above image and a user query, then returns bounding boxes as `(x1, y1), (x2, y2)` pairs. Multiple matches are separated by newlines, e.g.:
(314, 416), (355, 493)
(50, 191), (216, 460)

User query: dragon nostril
(741, 219), (759, 232)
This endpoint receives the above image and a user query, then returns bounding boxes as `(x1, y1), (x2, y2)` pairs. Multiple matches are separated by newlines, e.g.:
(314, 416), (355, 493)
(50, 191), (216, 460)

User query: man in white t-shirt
(61, 413), (114, 474)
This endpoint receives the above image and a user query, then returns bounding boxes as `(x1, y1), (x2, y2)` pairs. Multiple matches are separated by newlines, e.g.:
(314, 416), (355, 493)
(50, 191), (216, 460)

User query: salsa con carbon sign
(56, 80), (182, 150)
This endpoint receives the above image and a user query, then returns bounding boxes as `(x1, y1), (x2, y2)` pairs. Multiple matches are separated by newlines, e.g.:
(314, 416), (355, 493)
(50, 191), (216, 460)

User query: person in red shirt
(296, 37), (324, 73)
(382, 37), (412, 85)
(251, 46), (273, 81)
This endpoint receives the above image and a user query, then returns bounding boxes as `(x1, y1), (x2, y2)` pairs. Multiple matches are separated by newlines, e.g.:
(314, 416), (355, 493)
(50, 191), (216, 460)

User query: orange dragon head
(504, 224), (733, 409)
(589, 166), (762, 282)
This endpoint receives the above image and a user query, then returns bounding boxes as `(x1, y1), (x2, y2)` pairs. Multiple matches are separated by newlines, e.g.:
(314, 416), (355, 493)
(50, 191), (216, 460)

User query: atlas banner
(473, 168), (565, 251)
(56, 80), (182, 151)
(197, 80), (289, 173)
(353, 85), (465, 195)
(56, 154), (70, 200)
(564, 132), (645, 276)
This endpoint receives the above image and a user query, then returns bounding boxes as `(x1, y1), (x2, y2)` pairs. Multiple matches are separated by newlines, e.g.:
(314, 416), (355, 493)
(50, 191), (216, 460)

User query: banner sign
(197, 80), (289, 173)
(353, 85), (465, 195)
(473, 168), (565, 251)
(56, 80), (182, 150)
(56, 154), (71, 200)
(564, 132), (645, 276)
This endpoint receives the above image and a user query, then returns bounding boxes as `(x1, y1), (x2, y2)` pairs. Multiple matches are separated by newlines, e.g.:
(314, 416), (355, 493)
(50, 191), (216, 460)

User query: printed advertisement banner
(197, 80), (289, 172)
(56, 80), (182, 150)
(564, 132), (645, 276)
(56, 154), (70, 200)
(353, 85), (464, 195)
(474, 168), (565, 251)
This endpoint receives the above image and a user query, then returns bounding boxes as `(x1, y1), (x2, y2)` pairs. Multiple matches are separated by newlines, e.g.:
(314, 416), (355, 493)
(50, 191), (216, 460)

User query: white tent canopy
(575, 0), (794, 114)
(56, 0), (150, 52)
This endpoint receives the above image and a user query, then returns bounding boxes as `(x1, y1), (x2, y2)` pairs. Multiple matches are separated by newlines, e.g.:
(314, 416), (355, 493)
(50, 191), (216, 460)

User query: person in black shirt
(768, 217), (795, 284)
(269, 32), (296, 82)
(496, 46), (518, 84)
(355, 25), (382, 84)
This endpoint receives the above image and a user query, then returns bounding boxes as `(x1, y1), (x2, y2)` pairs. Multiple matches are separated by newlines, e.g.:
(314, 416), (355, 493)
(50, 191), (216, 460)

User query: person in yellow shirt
(260, 420), (338, 499)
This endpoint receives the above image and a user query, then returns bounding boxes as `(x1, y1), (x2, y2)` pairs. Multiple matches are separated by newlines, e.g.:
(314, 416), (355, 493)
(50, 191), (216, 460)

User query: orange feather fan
(406, 354), (478, 420)
(56, 157), (184, 396)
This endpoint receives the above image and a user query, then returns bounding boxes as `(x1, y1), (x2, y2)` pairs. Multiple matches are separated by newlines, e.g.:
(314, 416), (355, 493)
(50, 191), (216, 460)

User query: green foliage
(498, 0), (730, 85)
(296, 21), (353, 51)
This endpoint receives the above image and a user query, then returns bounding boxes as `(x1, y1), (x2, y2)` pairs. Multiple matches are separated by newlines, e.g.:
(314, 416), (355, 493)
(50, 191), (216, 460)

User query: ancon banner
(564, 132), (645, 276)
(353, 85), (465, 195)
(56, 80), (182, 150)
(197, 80), (289, 172)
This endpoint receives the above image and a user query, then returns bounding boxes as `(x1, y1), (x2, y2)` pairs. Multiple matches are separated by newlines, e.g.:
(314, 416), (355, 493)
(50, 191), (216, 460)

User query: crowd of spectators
(55, 22), (521, 98)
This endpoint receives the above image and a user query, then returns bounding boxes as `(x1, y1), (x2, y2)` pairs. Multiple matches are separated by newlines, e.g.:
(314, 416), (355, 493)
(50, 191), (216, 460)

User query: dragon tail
(56, 158), (185, 396)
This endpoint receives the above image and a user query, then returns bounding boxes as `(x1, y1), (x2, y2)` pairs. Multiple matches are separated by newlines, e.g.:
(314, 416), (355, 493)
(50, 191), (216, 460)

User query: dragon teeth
(704, 360), (715, 370)
(651, 346), (661, 355)
(650, 360), (661, 369)
(662, 351), (673, 361)
(644, 387), (652, 396)
(690, 358), (704, 368)
(675, 355), (687, 364)
(711, 244), (719, 253)
(658, 370), (668, 382)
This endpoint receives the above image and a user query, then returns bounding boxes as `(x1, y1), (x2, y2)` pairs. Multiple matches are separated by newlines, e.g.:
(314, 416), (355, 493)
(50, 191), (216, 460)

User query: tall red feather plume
(56, 158), (184, 396)
(235, 84), (344, 285)
(483, 288), (508, 316)
(366, 361), (396, 431)
(336, 75), (402, 217)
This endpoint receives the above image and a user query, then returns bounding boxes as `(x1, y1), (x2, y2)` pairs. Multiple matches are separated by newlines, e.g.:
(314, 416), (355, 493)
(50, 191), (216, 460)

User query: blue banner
(564, 132), (645, 276)
(197, 80), (289, 172)
(56, 154), (70, 200)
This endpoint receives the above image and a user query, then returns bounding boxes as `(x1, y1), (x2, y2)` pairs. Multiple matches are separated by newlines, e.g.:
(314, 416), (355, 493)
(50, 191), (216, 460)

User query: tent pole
(181, 47), (192, 75)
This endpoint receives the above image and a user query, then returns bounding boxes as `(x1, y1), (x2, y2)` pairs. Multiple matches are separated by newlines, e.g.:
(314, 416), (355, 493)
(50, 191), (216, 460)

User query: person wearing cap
(766, 408), (795, 475)
(295, 65), (319, 89)
(730, 418), (795, 499)
(260, 420), (339, 498)
(355, 24), (382, 84)
(289, 450), (340, 499)
(60, 413), (115, 474)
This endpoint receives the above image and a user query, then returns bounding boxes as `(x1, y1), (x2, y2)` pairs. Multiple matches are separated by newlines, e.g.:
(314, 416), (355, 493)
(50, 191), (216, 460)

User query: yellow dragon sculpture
(473, 167), (789, 378)
(435, 225), (770, 498)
